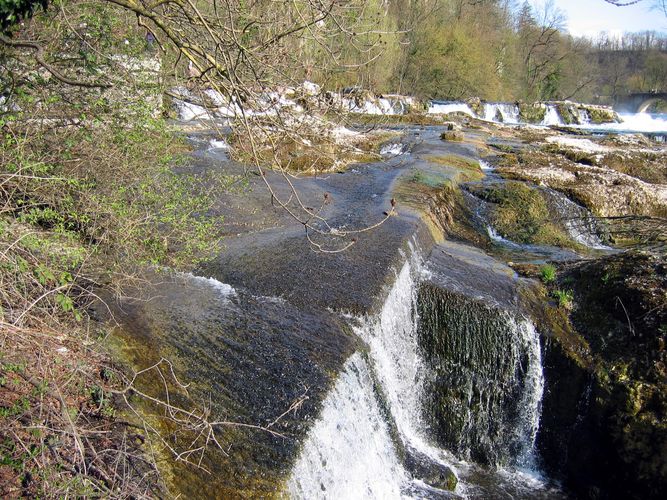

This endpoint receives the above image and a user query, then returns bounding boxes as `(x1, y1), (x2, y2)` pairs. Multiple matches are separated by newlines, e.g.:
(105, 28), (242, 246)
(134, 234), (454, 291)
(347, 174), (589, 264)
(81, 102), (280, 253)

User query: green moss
(587, 107), (619, 124)
(484, 181), (580, 249)
(556, 103), (577, 125)
(518, 103), (546, 123)
(424, 154), (483, 182)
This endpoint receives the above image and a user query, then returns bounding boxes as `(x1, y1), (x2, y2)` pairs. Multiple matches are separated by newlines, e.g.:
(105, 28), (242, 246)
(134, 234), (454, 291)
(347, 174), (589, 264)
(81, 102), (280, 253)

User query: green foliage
(553, 289), (574, 309)
(540, 264), (557, 284)
(0, 0), (47, 32)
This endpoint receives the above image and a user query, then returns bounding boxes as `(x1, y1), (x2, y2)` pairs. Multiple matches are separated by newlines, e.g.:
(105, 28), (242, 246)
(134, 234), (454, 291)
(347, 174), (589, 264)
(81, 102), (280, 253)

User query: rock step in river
(113, 125), (587, 498)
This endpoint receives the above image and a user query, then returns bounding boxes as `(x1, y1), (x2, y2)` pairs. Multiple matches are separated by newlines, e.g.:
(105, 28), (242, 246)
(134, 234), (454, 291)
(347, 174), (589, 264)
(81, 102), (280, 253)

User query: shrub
(553, 289), (574, 309)
(540, 264), (557, 283)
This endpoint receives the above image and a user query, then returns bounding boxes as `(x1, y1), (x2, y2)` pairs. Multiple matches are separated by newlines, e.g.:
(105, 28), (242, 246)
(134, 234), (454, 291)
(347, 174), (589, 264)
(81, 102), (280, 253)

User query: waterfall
(343, 97), (403, 115)
(286, 353), (409, 499)
(513, 321), (545, 469)
(417, 285), (546, 468)
(287, 256), (456, 499)
(429, 101), (476, 117)
(576, 108), (591, 125)
(288, 251), (555, 498)
(541, 188), (611, 250)
(353, 257), (449, 462)
(483, 103), (520, 124)
(542, 105), (563, 126)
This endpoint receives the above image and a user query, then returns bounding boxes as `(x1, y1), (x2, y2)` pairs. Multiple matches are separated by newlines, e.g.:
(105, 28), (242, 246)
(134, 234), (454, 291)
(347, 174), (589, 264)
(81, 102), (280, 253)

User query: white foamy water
(287, 353), (409, 499)
(577, 112), (667, 134)
(344, 97), (403, 115)
(479, 160), (494, 171)
(513, 320), (545, 469)
(288, 250), (557, 498)
(544, 189), (612, 250)
(288, 255), (458, 499)
(380, 143), (408, 156)
(353, 258), (452, 465)
(483, 103), (520, 124)
(181, 272), (236, 297)
(487, 225), (521, 247)
(542, 105), (563, 126)
(208, 138), (229, 150)
(429, 102), (475, 117)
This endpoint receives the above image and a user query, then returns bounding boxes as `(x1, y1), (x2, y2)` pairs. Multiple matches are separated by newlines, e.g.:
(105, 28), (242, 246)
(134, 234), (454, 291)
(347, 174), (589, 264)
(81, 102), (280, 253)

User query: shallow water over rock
(111, 123), (640, 498)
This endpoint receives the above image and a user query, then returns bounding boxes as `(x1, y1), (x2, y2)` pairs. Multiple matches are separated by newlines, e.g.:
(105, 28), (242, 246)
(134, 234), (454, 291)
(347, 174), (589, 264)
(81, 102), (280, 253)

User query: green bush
(540, 264), (557, 284)
(553, 289), (574, 309)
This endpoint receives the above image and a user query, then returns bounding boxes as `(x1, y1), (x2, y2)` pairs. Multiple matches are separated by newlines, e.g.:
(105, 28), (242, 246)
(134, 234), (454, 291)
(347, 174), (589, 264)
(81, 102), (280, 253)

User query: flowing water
(287, 353), (410, 499)
(540, 188), (612, 250)
(483, 103), (520, 124)
(288, 247), (563, 498)
(429, 101), (476, 117)
(541, 105), (563, 126)
(575, 112), (667, 141)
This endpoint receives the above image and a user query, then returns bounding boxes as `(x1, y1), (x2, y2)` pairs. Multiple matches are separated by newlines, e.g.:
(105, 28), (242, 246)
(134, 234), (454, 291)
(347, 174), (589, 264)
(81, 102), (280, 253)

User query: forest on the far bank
(301, 0), (667, 105)
(2, 0), (666, 106)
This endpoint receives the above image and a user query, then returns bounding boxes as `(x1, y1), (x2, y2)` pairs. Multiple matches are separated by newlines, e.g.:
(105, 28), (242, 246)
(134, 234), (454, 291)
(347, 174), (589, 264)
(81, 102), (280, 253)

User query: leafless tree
(1, 1), (399, 254)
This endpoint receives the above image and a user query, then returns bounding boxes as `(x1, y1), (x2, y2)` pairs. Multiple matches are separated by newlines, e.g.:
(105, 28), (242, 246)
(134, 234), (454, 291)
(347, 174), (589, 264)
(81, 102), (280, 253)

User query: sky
(528, 0), (667, 38)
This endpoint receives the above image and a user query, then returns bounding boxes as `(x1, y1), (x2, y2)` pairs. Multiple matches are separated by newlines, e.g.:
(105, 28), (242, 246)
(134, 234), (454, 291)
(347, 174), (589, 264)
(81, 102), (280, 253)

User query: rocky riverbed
(110, 105), (666, 499)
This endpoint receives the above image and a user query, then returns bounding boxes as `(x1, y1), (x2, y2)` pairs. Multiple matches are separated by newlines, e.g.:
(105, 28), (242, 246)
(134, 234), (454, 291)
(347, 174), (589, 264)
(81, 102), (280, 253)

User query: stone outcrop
(497, 141), (667, 219)
(538, 252), (667, 500)
(518, 101), (547, 123)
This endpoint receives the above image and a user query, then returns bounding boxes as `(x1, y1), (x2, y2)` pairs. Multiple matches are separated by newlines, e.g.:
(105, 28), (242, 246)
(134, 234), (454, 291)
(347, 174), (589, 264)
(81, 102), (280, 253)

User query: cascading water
(483, 103), (520, 124)
(287, 255), (458, 498)
(429, 101), (476, 117)
(542, 105), (563, 126)
(286, 353), (409, 498)
(417, 285), (545, 468)
(288, 248), (559, 498)
(513, 321), (545, 470)
(575, 108), (590, 125)
(541, 188), (611, 250)
(353, 257), (435, 456)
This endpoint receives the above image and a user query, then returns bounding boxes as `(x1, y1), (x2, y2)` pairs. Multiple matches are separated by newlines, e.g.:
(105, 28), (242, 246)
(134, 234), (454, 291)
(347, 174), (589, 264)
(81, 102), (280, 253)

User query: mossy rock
(466, 97), (484, 117)
(586, 106), (620, 124)
(556, 103), (577, 125)
(518, 102), (546, 123)
(537, 252), (667, 499)
(440, 130), (464, 142)
(474, 181), (579, 249)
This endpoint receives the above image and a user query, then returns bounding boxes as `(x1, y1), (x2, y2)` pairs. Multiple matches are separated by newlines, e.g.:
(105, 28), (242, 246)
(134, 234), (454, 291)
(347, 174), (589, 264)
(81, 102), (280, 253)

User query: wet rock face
(539, 252), (667, 499)
(416, 283), (541, 467)
(406, 453), (458, 491)
(114, 277), (359, 498)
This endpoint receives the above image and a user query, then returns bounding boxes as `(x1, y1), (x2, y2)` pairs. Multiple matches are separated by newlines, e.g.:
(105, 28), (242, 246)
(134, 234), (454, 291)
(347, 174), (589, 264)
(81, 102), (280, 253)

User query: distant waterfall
(542, 105), (563, 126)
(429, 101), (476, 117)
(483, 103), (520, 124)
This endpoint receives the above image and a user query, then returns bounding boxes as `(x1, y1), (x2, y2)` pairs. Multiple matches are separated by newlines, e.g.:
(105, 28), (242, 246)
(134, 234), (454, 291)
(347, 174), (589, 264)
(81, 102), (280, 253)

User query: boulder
(440, 130), (464, 142)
